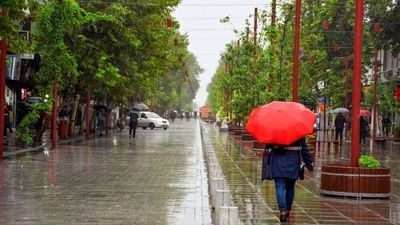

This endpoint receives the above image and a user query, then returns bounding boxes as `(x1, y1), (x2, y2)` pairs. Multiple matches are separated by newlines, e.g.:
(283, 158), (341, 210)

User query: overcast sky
(172, 0), (269, 109)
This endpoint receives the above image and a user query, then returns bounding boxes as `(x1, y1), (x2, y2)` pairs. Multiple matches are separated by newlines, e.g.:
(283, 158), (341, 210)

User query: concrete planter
(320, 164), (390, 198)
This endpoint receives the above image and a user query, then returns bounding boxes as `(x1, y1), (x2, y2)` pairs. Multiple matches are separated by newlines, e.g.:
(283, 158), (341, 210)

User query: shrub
(359, 155), (381, 169)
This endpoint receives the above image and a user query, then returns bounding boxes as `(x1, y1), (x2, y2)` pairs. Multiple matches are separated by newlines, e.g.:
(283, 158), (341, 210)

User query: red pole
(351, 0), (364, 167)
(0, 40), (6, 159)
(51, 80), (58, 149)
(292, 0), (302, 102)
(372, 44), (378, 139)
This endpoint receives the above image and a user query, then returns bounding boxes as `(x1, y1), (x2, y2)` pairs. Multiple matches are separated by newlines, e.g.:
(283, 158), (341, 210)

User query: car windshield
(147, 112), (161, 118)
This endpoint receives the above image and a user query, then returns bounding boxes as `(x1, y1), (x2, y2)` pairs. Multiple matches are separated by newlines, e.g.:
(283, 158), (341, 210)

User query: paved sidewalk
(202, 122), (400, 225)
(0, 120), (212, 225)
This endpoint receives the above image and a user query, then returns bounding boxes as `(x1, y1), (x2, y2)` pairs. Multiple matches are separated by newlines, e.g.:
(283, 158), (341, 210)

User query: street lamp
(372, 23), (381, 140)
(292, 0), (302, 102)
(350, 0), (364, 167)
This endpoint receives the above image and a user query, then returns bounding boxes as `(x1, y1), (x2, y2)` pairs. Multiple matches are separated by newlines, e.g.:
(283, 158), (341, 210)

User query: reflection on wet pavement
(0, 120), (212, 225)
(205, 124), (400, 225)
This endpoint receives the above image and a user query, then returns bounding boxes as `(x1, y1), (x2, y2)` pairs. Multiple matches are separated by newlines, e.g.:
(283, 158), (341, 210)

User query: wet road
(203, 124), (400, 225)
(0, 120), (212, 225)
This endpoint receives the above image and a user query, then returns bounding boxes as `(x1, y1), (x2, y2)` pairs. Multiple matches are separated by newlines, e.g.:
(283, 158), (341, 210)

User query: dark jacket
(267, 138), (313, 179)
(334, 113), (346, 129)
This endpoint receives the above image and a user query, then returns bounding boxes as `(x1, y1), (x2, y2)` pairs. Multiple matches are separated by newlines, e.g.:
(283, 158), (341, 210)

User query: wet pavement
(202, 123), (400, 225)
(2, 119), (400, 225)
(0, 120), (212, 225)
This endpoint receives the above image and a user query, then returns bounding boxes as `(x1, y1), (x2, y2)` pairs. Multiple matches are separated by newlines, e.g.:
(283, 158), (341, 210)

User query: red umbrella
(245, 101), (316, 145)
(360, 109), (371, 116)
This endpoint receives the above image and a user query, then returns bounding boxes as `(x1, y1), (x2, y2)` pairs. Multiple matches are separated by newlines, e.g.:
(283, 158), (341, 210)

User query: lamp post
(51, 80), (58, 149)
(292, 0), (302, 102)
(350, 0), (364, 167)
(372, 23), (381, 140)
(0, 40), (6, 159)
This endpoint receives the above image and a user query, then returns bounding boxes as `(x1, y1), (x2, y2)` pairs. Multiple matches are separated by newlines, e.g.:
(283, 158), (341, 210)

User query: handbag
(298, 163), (305, 180)
(261, 148), (273, 180)
(298, 150), (305, 180)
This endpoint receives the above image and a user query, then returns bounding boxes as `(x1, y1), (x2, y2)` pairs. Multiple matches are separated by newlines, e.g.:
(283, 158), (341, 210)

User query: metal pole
(253, 7), (258, 52)
(292, 0), (302, 102)
(372, 44), (378, 139)
(351, 0), (364, 167)
(0, 40), (6, 159)
(51, 80), (58, 149)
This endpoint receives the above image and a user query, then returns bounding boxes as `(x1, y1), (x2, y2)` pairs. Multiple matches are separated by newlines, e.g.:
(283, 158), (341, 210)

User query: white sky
(172, 0), (269, 108)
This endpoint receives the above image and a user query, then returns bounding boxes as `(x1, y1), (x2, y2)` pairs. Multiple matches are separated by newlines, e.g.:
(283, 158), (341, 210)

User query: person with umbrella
(128, 110), (139, 138)
(266, 138), (314, 222)
(97, 108), (105, 136)
(334, 112), (346, 143)
(360, 116), (369, 146)
(245, 101), (315, 222)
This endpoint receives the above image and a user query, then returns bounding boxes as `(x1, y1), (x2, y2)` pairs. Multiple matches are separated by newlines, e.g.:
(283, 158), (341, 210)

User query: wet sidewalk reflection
(204, 123), (400, 225)
(0, 120), (212, 225)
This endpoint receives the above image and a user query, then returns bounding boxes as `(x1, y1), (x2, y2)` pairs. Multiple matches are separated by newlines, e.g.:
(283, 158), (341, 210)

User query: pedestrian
(170, 110), (176, 122)
(97, 108), (105, 136)
(382, 115), (391, 136)
(6, 104), (13, 133)
(266, 138), (313, 222)
(128, 110), (139, 138)
(334, 112), (346, 142)
(3, 104), (10, 137)
(185, 111), (190, 122)
(360, 117), (368, 146)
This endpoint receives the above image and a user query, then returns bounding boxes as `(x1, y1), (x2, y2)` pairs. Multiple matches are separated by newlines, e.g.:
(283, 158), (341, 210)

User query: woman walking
(267, 137), (313, 222)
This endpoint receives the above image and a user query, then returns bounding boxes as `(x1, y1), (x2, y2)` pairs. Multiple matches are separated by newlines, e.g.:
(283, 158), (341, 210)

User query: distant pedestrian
(97, 109), (105, 136)
(3, 104), (10, 137)
(360, 117), (368, 146)
(266, 138), (313, 222)
(334, 112), (346, 142)
(170, 110), (176, 122)
(6, 104), (13, 133)
(185, 111), (190, 122)
(128, 110), (139, 138)
(382, 116), (391, 136)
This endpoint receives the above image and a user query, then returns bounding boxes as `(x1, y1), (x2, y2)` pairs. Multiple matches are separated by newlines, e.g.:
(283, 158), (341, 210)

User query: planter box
(233, 128), (243, 141)
(320, 164), (390, 198)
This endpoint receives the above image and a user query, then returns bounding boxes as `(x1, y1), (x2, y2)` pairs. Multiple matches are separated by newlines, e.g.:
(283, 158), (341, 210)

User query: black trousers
(129, 121), (138, 137)
(335, 127), (343, 141)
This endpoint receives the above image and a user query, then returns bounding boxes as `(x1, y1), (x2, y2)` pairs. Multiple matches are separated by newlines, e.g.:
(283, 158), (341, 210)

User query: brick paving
(2, 120), (400, 225)
(0, 120), (212, 225)
(202, 123), (400, 225)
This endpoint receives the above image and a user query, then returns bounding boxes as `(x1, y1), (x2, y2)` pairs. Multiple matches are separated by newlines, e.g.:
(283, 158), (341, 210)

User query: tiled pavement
(0, 120), (212, 225)
(2, 119), (400, 225)
(202, 123), (400, 225)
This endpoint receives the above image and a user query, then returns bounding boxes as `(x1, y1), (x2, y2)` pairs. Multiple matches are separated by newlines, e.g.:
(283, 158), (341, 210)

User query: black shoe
(280, 210), (288, 222)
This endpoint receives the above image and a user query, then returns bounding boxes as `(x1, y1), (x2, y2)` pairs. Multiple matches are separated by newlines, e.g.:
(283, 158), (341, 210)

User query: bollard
(215, 190), (231, 224)
(210, 178), (225, 207)
(218, 206), (239, 225)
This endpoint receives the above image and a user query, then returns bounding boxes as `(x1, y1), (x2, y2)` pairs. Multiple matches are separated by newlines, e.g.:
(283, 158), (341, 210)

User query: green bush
(359, 155), (381, 169)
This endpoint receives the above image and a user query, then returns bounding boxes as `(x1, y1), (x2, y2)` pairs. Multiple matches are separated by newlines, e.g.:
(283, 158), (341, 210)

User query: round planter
(320, 164), (390, 198)
(241, 133), (254, 141)
(233, 128), (243, 140)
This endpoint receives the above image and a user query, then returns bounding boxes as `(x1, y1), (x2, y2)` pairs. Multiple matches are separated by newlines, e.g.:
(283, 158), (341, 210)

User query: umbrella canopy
(245, 101), (317, 145)
(332, 107), (350, 114)
(360, 109), (371, 116)
(132, 102), (149, 111)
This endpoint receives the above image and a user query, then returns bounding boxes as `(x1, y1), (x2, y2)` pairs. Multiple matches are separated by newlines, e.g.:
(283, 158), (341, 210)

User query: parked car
(136, 111), (169, 130)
